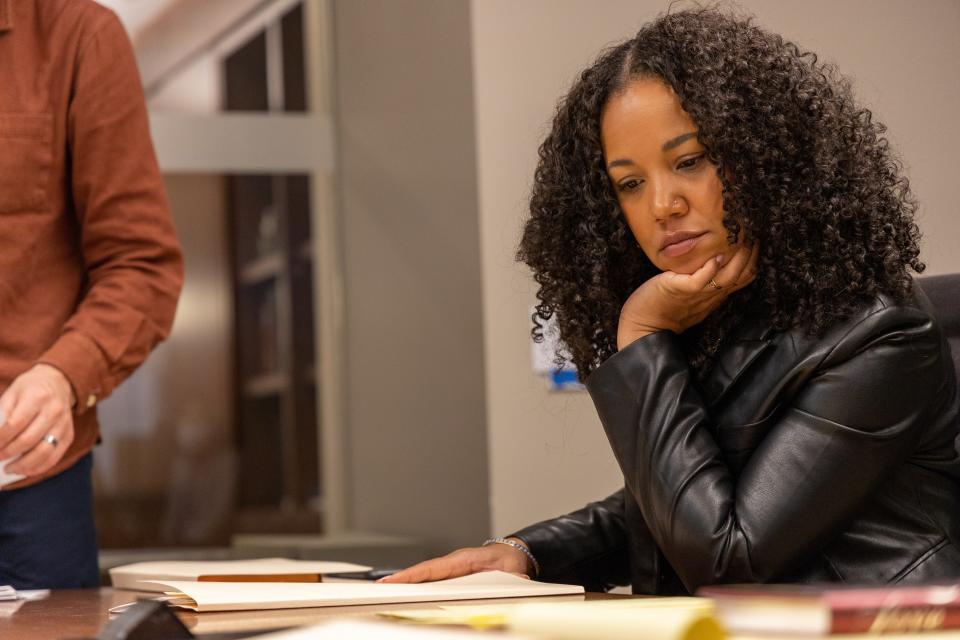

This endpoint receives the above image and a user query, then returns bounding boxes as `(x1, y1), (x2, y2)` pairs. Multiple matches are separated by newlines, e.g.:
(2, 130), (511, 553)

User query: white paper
(381, 597), (713, 626)
(256, 619), (536, 639)
(507, 600), (723, 640)
(0, 459), (23, 487)
(0, 585), (49, 604)
(0, 409), (24, 488)
(147, 571), (584, 612)
(110, 557), (372, 591)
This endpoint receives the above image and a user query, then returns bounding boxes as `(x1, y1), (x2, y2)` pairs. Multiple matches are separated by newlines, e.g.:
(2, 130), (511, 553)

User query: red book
(697, 583), (960, 635)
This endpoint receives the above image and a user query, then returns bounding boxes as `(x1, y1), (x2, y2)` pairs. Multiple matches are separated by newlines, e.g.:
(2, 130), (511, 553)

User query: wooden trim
(304, 0), (348, 532)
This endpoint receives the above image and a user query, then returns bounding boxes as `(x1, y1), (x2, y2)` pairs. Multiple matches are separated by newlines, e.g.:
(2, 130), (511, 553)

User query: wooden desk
(0, 588), (620, 640)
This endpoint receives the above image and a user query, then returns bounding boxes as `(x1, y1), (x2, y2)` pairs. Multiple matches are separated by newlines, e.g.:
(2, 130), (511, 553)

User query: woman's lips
(660, 232), (707, 258)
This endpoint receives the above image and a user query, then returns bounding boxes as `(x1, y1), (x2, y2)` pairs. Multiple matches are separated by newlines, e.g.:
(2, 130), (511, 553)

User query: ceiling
(95, 0), (182, 40)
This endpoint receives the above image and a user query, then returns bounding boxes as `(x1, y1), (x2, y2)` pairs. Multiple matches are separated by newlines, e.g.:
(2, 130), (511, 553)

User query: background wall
(331, 0), (491, 553)
(470, 0), (960, 535)
(95, 173), (234, 545)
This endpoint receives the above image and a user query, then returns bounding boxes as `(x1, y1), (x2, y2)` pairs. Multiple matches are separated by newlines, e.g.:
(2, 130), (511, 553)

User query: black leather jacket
(514, 292), (960, 594)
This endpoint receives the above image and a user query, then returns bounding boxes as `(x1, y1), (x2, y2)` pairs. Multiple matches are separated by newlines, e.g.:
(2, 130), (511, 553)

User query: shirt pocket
(0, 113), (53, 213)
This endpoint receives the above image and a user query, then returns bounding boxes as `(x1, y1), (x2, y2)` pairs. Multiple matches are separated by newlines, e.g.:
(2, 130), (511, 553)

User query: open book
(139, 571), (584, 612)
(110, 558), (372, 591)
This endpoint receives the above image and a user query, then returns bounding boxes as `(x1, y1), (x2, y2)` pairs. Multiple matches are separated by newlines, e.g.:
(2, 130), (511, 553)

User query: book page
(382, 596), (713, 628)
(146, 571), (584, 612)
(254, 619), (538, 639)
(110, 558), (372, 591)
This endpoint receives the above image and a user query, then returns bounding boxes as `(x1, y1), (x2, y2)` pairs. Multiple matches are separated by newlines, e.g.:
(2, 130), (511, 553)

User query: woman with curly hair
(384, 7), (960, 593)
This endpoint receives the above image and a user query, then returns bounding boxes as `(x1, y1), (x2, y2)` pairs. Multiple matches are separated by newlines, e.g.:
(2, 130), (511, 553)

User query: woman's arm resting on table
(590, 300), (947, 591)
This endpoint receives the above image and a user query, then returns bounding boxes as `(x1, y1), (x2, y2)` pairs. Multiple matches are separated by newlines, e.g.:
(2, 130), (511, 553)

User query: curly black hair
(517, 6), (924, 381)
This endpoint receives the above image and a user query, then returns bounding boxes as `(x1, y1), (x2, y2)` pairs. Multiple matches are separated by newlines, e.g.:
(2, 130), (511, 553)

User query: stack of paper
(382, 597), (721, 640)
(110, 558), (371, 591)
(0, 585), (50, 617)
(0, 585), (48, 602)
(0, 459), (24, 487)
(133, 571), (583, 612)
(0, 409), (22, 487)
(254, 620), (538, 639)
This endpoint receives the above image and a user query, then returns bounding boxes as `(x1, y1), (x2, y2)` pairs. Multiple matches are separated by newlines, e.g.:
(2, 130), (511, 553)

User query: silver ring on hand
(42, 434), (59, 448)
(709, 278), (722, 290)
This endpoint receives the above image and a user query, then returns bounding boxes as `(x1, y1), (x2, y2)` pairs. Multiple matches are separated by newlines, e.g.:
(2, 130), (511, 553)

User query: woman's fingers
(380, 544), (529, 584)
(662, 254), (723, 293)
(618, 242), (760, 341)
(381, 557), (465, 583)
(687, 254), (724, 291)
(702, 243), (758, 292)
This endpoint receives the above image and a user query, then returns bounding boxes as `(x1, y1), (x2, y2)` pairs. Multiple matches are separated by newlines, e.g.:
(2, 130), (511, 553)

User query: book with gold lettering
(698, 583), (960, 635)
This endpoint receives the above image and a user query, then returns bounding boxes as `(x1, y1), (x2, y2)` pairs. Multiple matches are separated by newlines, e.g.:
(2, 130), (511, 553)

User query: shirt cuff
(37, 331), (107, 414)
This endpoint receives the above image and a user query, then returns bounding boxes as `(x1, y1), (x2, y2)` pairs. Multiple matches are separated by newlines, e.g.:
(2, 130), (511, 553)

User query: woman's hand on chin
(617, 243), (758, 350)
(378, 540), (532, 584)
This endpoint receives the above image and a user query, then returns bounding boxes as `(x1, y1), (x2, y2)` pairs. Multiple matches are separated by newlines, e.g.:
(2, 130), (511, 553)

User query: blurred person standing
(0, 0), (183, 588)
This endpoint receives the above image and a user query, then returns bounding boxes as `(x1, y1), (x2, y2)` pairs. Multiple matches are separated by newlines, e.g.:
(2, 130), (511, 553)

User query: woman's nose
(651, 184), (686, 222)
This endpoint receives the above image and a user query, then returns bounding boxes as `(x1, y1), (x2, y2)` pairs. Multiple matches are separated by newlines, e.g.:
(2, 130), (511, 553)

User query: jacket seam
(891, 537), (949, 583)
(816, 300), (893, 369)
(821, 553), (846, 582)
(908, 463), (942, 533)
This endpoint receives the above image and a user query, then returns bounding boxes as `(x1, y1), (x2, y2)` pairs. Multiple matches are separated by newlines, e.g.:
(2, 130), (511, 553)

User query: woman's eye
(677, 155), (705, 170)
(618, 178), (643, 192)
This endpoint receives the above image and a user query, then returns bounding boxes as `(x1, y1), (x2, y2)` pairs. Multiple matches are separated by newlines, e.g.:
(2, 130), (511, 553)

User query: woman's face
(601, 77), (735, 274)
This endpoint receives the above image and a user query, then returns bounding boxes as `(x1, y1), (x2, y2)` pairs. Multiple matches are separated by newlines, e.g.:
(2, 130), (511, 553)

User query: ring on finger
(42, 434), (59, 448)
(708, 278), (722, 290)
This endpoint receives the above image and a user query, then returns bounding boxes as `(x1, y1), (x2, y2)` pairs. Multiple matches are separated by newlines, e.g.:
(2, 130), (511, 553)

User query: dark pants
(0, 454), (99, 588)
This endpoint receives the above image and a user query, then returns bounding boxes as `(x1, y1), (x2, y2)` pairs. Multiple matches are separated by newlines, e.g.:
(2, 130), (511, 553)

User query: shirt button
(86, 394), (97, 408)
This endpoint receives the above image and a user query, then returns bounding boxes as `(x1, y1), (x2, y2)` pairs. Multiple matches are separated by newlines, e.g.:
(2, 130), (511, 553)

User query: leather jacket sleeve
(585, 301), (949, 592)
(512, 490), (631, 592)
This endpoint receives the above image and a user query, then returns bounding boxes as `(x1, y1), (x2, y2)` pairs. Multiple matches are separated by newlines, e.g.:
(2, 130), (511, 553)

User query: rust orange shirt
(0, 0), (183, 488)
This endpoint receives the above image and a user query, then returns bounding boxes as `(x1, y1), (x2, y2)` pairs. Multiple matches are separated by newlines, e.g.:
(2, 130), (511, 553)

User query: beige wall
(471, 0), (960, 535)
(331, 0), (491, 553)
(96, 174), (233, 498)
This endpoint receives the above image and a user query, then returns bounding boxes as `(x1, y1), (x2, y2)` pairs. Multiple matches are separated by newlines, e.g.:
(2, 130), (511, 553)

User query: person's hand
(379, 539), (532, 583)
(0, 364), (76, 477)
(618, 243), (759, 349)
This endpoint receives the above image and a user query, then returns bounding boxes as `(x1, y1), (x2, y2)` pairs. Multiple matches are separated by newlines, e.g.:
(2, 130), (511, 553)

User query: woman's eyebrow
(662, 132), (697, 151)
(606, 131), (700, 169)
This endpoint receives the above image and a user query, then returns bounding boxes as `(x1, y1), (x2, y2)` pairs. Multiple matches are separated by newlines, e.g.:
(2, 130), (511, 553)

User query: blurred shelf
(240, 252), (284, 285)
(233, 506), (322, 535)
(228, 1), (319, 532)
(244, 371), (289, 397)
(298, 241), (312, 261)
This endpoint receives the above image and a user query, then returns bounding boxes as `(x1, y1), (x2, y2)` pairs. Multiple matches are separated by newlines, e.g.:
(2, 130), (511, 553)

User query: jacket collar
(0, 0), (12, 32)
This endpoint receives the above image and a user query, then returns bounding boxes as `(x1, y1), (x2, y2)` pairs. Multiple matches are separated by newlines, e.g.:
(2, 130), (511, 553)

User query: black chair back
(918, 274), (960, 381)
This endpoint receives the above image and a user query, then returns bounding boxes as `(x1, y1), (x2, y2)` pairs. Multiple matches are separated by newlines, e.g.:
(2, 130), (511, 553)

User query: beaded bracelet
(483, 536), (541, 577)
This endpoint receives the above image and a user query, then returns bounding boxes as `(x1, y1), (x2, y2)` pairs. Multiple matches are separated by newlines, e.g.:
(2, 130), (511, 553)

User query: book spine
(833, 606), (960, 634)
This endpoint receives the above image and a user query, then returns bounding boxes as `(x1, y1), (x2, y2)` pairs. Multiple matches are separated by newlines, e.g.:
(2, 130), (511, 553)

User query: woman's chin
(659, 254), (711, 276)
